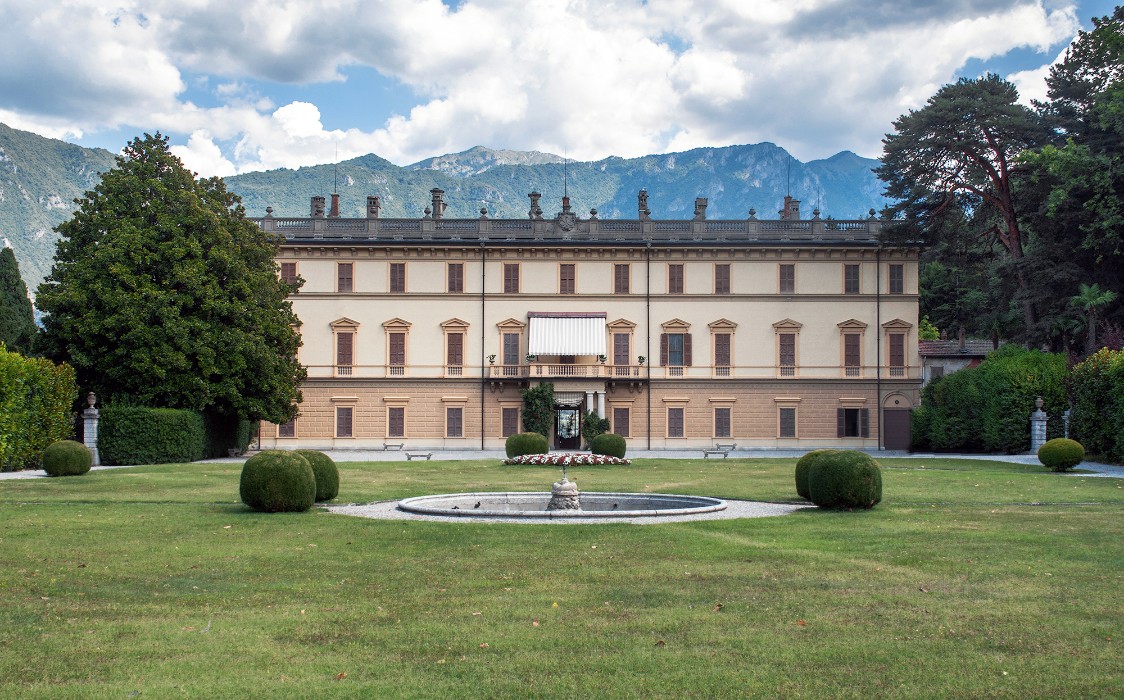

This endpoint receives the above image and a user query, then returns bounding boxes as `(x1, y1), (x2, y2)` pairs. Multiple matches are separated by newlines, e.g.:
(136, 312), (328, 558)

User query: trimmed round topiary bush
(795, 449), (840, 500)
(296, 450), (339, 501)
(239, 450), (316, 513)
(807, 450), (882, 510)
(42, 440), (93, 477)
(1037, 438), (1085, 472)
(590, 432), (627, 458)
(506, 432), (548, 458)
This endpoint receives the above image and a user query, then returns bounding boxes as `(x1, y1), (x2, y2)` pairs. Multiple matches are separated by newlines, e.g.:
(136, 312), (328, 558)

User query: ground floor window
(837, 408), (869, 438)
(667, 407), (685, 438)
(446, 407), (463, 438)
(336, 407), (353, 438)
(277, 419), (295, 438)
(714, 407), (731, 438)
(387, 406), (405, 438)
(501, 407), (519, 438)
(612, 407), (630, 438)
(778, 407), (796, 438)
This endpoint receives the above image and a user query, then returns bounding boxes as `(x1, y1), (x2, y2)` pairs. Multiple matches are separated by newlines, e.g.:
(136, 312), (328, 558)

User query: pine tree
(0, 246), (36, 354)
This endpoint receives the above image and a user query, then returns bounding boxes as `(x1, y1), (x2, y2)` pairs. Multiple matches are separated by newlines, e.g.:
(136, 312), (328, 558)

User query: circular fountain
(397, 474), (727, 520)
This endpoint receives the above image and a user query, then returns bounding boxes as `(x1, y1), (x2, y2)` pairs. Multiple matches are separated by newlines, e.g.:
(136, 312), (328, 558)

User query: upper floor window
(663, 333), (690, 367)
(336, 332), (353, 374)
(889, 264), (904, 294)
(559, 264), (575, 294)
(714, 332), (731, 376)
(779, 264), (795, 294)
(714, 264), (731, 295)
(844, 264), (860, 294)
(390, 262), (406, 293)
(448, 263), (464, 293)
(337, 262), (353, 293)
(504, 263), (520, 293)
(446, 333), (464, 375)
(844, 333), (861, 377)
(889, 333), (906, 377)
(668, 264), (684, 294)
(778, 333), (796, 377)
(280, 262), (298, 286)
(503, 332), (520, 366)
(614, 264), (630, 294)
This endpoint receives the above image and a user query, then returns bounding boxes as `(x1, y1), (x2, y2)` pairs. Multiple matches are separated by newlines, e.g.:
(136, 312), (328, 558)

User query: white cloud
(0, 0), (1090, 176)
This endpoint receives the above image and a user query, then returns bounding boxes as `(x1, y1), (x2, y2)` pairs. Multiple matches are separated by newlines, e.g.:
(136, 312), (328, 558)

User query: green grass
(1, 458), (1121, 698)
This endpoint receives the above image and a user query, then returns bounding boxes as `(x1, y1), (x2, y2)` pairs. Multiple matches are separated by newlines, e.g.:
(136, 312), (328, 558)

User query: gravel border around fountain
(325, 498), (808, 524)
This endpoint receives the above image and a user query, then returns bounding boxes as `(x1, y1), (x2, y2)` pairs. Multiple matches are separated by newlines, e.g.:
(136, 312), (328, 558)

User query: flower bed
(503, 453), (631, 466)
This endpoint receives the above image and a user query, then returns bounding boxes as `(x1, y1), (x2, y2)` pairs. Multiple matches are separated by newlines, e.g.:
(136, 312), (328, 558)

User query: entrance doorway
(556, 409), (581, 450)
(883, 409), (911, 450)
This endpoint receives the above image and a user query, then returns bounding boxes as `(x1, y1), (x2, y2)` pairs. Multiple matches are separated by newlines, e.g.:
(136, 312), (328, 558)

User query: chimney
(366, 196), (381, 219)
(329, 193), (341, 218)
(780, 195), (800, 220)
(693, 197), (708, 221)
(958, 327), (966, 352)
(430, 188), (446, 220)
(638, 189), (651, 221)
(310, 196), (326, 218)
(528, 191), (543, 220)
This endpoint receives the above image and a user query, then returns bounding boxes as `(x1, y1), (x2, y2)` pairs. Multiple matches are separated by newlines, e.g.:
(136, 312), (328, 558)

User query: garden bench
(715, 443), (737, 452)
(703, 449), (729, 459)
(383, 442), (404, 450)
(405, 452), (433, 461)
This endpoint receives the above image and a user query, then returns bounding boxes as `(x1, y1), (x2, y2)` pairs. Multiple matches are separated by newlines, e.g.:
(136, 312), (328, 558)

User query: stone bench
(703, 449), (729, 459)
(715, 442), (737, 452)
(383, 442), (404, 450)
(405, 452), (433, 461)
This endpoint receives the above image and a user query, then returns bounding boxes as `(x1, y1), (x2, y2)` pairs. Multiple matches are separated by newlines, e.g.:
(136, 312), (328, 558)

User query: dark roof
(918, 340), (997, 357)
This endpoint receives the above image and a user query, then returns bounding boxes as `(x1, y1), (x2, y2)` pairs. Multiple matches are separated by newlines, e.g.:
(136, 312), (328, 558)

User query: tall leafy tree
(0, 246), (36, 354)
(878, 75), (1050, 331)
(36, 134), (305, 423)
(1071, 282), (1119, 354)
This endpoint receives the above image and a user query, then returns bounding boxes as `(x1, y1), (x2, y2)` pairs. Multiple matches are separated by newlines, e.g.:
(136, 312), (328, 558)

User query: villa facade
(255, 189), (920, 451)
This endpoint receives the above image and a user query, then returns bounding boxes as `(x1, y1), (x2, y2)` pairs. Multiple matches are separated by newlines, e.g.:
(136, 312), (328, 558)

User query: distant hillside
(0, 124), (116, 294)
(0, 125), (890, 292)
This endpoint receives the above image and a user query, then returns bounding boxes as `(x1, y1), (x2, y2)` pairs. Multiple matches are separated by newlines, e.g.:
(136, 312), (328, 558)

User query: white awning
(528, 312), (607, 355)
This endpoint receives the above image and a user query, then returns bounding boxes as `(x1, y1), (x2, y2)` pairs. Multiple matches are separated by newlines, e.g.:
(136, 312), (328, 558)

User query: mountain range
(0, 124), (890, 293)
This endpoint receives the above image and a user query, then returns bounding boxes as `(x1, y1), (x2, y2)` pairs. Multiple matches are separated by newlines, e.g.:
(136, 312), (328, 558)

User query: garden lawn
(0, 457), (1121, 699)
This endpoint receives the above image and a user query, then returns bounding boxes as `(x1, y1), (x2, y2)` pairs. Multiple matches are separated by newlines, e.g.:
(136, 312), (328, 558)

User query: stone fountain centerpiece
(547, 470), (581, 511)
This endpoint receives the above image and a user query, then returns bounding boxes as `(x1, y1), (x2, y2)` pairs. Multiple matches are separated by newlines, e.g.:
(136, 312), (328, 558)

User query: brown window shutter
(684, 334), (692, 366)
(660, 333), (669, 366)
(447, 334), (463, 365)
(715, 333), (730, 366)
(337, 333), (353, 365)
(837, 408), (846, 438)
(860, 409), (870, 438)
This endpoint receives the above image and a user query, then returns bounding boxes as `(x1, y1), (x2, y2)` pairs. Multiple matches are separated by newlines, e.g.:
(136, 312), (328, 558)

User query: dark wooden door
(883, 409), (911, 451)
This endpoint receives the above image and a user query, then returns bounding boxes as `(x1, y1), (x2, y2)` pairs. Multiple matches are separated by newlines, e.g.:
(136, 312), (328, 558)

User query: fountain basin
(398, 491), (726, 519)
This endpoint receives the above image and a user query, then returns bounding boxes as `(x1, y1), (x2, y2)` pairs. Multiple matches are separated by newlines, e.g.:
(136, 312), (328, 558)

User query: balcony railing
(310, 363), (919, 380)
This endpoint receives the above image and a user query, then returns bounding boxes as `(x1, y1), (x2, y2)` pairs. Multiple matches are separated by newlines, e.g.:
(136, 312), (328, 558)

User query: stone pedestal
(82, 391), (100, 466)
(547, 478), (581, 511)
(1029, 396), (1048, 455)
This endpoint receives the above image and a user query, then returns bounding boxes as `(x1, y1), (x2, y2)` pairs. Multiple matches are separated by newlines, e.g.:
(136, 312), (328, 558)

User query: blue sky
(0, 1), (1118, 176)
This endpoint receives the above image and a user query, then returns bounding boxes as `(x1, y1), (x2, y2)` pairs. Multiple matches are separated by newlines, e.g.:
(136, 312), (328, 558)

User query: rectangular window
(844, 264), (860, 294)
(280, 262), (298, 286)
(667, 407), (685, 438)
(613, 407), (631, 437)
(779, 264), (795, 294)
(614, 264), (630, 294)
(889, 264), (904, 294)
(931, 366), (945, 380)
(501, 407), (519, 438)
(504, 263), (520, 293)
(668, 264), (684, 294)
(446, 407), (463, 438)
(559, 264), (575, 294)
(390, 262), (406, 293)
(388, 407), (405, 438)
(389, 332), (406, 375)
(714, 407), (732, 439)
(779, 333), (796, 376)
(277, 419), (295, 438)
(779, 407), (796, 438)
(446, 334), (463, 375)
(448, 263), (464, 293)
(837, 408), (870, 438)
(337, 262), (353, 293)
(502, 333), (520, 367)
(844, 334), (861, 377)
(613, 333), (630, 366)
(336, 407), (353, 438)
(714, 333), (731, 376)
(667, 333), (684, 366)
(336, 332), (353, 373)
(889, 333), (905, 377)
(714, 264), (731, 295)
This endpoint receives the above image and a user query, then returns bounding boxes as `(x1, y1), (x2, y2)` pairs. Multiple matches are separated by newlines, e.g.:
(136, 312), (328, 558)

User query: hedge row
(0, 344), (77, 471)
(911, 345), (1067, 453)
(99, 406), (207, 465)
(1069, 348), (1124, 461)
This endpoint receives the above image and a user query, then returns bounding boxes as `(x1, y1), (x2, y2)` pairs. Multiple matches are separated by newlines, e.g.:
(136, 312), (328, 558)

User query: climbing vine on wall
(520, 382), (555, 438)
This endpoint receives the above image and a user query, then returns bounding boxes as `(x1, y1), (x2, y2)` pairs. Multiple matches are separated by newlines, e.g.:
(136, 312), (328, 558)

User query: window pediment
(441, 318), (470, 329)
(496, 318), (527, 330)
(383, 318), (412, 330)
(607, 318), (637, 330)
(772, 319), (803, 331)
(661, 318), (691, 332)
(837, 319), (868, 330)
(708, 318), (738, 330)
(330, 317), (360, 330)
(881, 318), (913, 330)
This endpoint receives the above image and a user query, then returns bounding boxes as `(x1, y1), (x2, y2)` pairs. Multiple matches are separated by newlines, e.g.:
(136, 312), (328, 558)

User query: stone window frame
(276, 417), (296, 439)
(607, 318), (636, 376)
(496, 318), (526, 376)
(559, 263), (576, 295)
(389, 261), (407, 294)
(778, 263), (796, 294)
(714, 263), (731, 295)
(611, 403), (632, 438)
(663, 396), (689, 439)
(774, 397), (801, 439)
(710, 396), (736, 440)
(772, 319), (802, 378)
(447, 262), (464, 294)
(843, 263), (861, 295)
(882, 318), (913, 378)
(499, 401), (521, 438)
(837, 319), (868, 378)
(660, 318), (692, 377)
(667, 263), (685, 294)
(614, 263), (631, 295)
(441, 318), (470, 378)
(382, 396), (410, 439)
(837, 397), (870, 438)
(888, 263), (905, 295)
(383, 318), (412, 377)
(709, 318), (737, 378)
(331, 396), (358, 439)
(330, 317), (360, 378)
(279, 261), (299, 288)
(337, 261), (354, 293)
(442, 396), (468, 439)
(503, 262), (520, 293)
